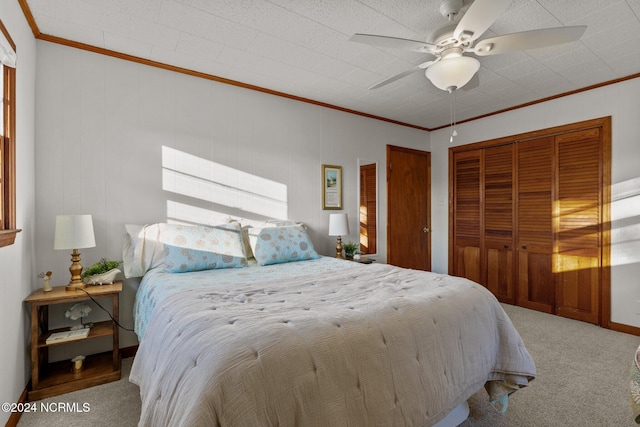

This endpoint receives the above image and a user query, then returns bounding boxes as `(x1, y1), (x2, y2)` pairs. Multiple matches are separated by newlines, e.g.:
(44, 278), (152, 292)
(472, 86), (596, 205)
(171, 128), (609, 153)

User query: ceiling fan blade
(473, 26), (587, 56)
(350, 33), (435, 53)
(369, 68), (421, 90)
(454, 0), (513, 43)
(368, 59), (439, 90)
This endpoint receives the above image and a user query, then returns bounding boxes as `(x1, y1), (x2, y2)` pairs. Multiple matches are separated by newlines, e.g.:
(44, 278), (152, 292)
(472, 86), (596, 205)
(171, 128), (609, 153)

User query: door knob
(423, 227), (430, 233)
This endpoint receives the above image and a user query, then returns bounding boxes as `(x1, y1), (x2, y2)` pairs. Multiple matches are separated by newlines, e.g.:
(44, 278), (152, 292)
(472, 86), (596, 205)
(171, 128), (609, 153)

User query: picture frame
(322, 164), (342, 210)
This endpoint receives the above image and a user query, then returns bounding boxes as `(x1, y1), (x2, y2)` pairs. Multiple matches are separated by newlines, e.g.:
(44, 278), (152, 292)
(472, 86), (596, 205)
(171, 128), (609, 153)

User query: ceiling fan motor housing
(440, 0), (464, 21)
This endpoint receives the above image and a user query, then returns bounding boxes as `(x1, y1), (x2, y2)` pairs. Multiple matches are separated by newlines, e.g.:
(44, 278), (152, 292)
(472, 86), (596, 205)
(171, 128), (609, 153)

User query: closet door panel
(516, 137), (554, 312)
(518, 251), (553, 313)
(484, 144), (515, 303)
(452, 151), (482, 282)
(555, 129), (601, 323)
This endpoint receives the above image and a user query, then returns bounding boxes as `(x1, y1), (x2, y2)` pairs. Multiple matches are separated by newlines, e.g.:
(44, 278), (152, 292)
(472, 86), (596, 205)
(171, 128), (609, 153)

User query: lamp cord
(77, 287), (135, 332)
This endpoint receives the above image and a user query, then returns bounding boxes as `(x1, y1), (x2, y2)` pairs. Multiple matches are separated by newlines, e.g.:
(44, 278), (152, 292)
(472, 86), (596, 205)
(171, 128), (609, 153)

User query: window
(0, 19), (18, 247)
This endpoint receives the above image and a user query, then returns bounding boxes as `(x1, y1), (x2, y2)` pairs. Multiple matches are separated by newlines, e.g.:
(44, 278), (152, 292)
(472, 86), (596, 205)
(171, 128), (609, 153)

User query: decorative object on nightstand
(343, 241), (359, 259)
(71, 355), (85, 373)
(54, 214), (96, 291)
(329, 213), (349, 259)
(82, 258), (122, 285)
(64, 302), (92, 329)
(38, 271), (53, 292)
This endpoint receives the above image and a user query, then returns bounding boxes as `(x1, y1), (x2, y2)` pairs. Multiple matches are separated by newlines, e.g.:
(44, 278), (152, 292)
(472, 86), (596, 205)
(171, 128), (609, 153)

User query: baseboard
(120, 344), (138, 359)
(4, 386), (28, 427)
(8, 345), (140, 427)
(611, 322), (640, 337)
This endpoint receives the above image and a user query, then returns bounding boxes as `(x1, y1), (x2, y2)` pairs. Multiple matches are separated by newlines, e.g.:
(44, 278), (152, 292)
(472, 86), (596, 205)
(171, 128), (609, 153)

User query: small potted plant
(82, 258), (122, 285)
(343, 241), (359, 259)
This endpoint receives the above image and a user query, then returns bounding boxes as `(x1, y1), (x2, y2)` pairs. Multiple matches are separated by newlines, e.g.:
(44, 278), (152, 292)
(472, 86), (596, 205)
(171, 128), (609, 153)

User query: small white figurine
(41, 271), (53, 292)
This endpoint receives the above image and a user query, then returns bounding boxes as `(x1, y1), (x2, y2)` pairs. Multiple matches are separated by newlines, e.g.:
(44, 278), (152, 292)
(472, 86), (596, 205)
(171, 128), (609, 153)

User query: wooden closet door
(517, 137), (555, 313)
(554, 129), (602, 324)
(452, 150), (482, 283)
(484, 144), (515, 304)
(359, 163), (377, 254)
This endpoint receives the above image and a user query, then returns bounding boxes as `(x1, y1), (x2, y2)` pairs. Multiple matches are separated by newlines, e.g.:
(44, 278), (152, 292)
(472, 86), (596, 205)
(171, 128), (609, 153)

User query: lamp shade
(54, 214), (96, 250)
(426, 56), (480, 91)
(329, 213), (349, 236)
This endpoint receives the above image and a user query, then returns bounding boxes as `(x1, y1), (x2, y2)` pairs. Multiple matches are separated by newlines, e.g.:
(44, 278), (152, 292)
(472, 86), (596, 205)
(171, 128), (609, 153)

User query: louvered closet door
(484, 144), (515, 304)
(517, 137), (555, 313)
(452, 150), (481, 283)
(554, 129), (602, 324)
(359, 163), (377, 255)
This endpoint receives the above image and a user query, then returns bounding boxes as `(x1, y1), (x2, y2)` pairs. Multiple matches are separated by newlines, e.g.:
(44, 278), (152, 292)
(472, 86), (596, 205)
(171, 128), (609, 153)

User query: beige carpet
(17, 304), (640, 426)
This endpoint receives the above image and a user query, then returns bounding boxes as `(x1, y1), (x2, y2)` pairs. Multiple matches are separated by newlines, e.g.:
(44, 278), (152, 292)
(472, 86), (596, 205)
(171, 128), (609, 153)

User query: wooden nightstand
(24, 282), (122, 400)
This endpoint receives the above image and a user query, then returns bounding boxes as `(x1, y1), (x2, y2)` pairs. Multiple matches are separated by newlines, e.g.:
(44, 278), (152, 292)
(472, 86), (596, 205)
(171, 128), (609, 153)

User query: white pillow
(122, 222), (248, 277)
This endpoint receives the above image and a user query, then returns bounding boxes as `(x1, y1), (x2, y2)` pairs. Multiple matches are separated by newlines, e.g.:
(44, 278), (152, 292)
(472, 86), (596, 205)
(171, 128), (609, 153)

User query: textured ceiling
(22, 0), (640, 130)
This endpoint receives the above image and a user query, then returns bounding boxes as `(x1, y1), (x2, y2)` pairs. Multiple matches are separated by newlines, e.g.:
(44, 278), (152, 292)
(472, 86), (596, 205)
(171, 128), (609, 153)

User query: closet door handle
(521, 244), (528, 250)
(503, 244), (509, 249)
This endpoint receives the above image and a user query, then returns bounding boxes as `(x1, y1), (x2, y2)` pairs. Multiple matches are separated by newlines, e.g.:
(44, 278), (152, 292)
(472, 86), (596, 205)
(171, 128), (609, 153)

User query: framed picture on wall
(322, 164), (342, 210)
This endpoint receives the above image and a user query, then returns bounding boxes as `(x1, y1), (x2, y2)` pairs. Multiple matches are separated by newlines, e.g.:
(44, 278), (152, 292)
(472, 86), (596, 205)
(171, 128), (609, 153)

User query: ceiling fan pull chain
(450, 90), (458, 143)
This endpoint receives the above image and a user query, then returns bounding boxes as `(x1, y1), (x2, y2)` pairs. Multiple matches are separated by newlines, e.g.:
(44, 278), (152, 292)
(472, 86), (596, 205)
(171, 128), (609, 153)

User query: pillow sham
(122, 221), (248, 277)
(164, 244), (247, 273)
(248, 224), (319, 266)
(122, 224), (145, 278)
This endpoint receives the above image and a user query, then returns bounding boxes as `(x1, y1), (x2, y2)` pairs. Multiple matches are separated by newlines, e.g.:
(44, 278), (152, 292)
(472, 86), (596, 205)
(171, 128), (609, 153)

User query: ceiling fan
(350, 0), (586, 92)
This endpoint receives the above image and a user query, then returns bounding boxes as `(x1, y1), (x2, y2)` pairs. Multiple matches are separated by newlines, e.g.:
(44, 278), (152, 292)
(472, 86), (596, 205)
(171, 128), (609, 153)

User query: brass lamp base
(65, 249), (87, 291)
(65, 280), (87, 292)
(335, 236), (344, 259)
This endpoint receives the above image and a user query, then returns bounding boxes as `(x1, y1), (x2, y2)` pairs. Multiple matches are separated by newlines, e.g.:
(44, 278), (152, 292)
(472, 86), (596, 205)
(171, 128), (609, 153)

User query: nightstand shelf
(25, 282), (122, 401)
(37, 321), (114, 347)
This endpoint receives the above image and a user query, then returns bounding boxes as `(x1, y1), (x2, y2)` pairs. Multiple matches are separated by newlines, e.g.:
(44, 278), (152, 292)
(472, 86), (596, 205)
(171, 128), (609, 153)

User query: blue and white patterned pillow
(164, 245), (247, 273)
(162, 221), (248, 272)
(249, 224), (319, 266)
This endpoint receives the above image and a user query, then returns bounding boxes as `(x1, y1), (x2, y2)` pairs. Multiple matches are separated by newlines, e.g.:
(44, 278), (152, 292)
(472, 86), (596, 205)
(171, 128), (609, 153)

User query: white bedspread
(130, 263), (535, 426)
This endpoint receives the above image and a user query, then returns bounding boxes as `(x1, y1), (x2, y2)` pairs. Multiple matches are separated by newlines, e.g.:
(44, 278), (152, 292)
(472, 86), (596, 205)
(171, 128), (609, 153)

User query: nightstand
(24, 282), (122, 400)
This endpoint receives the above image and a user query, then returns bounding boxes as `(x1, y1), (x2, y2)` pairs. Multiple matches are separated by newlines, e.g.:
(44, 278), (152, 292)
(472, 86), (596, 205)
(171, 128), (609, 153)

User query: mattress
(130, 259), (535, 426)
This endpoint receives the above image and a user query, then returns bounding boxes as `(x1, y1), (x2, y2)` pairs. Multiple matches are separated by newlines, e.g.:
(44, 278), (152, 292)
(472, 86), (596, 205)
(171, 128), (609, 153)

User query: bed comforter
(130, 262), (535, 426)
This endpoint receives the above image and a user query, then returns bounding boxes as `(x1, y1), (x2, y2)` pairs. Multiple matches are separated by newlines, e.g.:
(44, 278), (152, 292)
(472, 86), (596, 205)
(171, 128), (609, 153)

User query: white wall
(0, 1), (36, 424)
(34, 41), (430, 352)
(430, 78), (640, 328)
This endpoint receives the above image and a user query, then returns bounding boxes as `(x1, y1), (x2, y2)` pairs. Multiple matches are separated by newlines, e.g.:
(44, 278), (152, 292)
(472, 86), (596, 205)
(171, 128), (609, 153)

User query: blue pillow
(249, 225), (319, 266)
(164, 245), (247, 273)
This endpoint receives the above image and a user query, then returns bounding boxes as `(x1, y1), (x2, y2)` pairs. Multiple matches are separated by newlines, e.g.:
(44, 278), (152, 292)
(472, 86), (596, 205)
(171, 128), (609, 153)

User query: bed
(127, 222), (536, 426)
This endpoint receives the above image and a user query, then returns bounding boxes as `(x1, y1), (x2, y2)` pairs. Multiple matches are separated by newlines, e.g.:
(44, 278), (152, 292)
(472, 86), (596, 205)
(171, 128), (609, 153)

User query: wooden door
(359, 163), (377, 255)
(554, 129), (602, 324)
(451, 150), (481, 282)
(484, 144), (515, 304)
(387, 145), (431, 270)
(516, 137), (555, 313)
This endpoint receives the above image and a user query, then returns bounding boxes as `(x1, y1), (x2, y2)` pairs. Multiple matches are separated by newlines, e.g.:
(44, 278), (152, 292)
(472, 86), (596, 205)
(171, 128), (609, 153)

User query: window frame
(0, 19), (19, 247)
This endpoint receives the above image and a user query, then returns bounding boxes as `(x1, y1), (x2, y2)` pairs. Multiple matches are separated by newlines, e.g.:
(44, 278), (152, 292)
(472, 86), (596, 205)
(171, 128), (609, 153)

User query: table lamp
(329, 213), (349, 259)
(54, 214), (96, 291)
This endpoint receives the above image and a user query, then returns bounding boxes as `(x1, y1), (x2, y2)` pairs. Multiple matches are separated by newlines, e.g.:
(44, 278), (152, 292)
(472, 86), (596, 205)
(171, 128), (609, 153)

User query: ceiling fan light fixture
(426, 56), (480, 91)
